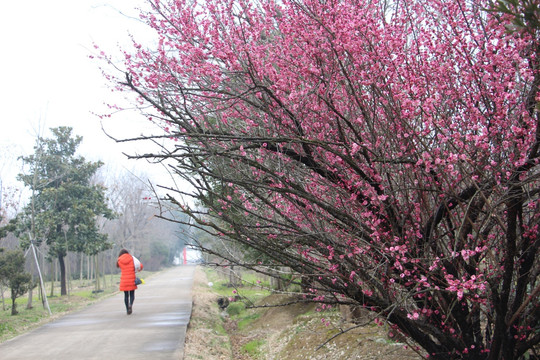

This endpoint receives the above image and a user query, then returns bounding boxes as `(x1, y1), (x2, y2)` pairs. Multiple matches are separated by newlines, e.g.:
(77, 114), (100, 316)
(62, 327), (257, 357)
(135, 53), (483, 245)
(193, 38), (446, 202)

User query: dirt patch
(273, 315), (420, 360)
(184, 267), (423, 360)
(183, 267), (231, 360)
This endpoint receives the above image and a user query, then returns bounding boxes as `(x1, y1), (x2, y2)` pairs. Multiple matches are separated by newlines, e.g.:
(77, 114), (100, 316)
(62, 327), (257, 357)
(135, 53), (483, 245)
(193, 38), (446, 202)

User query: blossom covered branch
(100, 0), (540, 358)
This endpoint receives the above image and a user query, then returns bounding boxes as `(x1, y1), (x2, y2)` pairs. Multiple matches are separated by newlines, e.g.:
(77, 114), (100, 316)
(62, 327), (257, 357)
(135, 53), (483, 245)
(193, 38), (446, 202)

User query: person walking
(116, 249), (143, 315)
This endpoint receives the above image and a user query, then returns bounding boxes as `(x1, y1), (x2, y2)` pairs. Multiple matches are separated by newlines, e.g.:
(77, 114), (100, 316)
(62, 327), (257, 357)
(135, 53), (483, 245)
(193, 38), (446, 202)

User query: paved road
(0, 265), (195, 360)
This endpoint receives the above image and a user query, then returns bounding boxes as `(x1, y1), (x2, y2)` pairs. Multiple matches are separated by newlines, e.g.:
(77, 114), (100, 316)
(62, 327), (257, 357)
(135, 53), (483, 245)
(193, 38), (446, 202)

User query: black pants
(124, 290), (135, 310)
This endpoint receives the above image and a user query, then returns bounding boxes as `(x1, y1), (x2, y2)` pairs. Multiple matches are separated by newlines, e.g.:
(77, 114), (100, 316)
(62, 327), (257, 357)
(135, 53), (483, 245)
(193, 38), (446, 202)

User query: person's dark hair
(117, 249), (130, 267)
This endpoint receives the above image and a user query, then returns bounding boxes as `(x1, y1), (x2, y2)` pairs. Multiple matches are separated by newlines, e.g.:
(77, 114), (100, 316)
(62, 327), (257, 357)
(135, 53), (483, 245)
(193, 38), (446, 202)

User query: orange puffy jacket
(117, 253), (142, 291)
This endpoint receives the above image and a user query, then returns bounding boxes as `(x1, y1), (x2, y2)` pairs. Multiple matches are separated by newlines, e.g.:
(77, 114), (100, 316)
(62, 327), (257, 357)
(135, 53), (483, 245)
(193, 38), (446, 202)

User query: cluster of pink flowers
(99, 0), (540, 357)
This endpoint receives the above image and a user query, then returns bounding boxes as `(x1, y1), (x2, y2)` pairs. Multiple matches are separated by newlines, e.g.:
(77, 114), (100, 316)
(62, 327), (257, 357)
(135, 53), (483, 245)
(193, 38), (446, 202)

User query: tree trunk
(58, 253), (67, 296)
(11, 297), (17, 315)
(228, 266), (241, 287)
(79, 254), (83, 282)
(86, 254), (90, 281)
(89, 255), (94, 283)
(270, 268), (284, 291)
(94, 255), (101, 291)
(26, 278), (33, 309)
(66, 252), (71, 296)
(50, 260), (55, 298)
(1, 285), (5, 311)
(27, 258), (34, 309)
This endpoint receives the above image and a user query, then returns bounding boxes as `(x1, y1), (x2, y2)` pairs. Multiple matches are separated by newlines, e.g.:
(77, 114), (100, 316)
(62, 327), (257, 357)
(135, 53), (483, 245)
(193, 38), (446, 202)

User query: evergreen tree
(16, 127), (114, 296)
(0, 250), (34, 315)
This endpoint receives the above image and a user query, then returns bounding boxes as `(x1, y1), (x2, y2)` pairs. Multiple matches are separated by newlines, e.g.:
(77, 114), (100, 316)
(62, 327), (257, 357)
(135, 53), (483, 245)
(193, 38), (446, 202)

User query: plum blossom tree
(101, 0), (540, 358)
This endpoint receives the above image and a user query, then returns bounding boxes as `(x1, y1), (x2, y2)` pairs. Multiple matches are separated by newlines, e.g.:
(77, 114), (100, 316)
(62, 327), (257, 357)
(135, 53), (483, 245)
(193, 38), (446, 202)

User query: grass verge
(242, 338), (266, 358)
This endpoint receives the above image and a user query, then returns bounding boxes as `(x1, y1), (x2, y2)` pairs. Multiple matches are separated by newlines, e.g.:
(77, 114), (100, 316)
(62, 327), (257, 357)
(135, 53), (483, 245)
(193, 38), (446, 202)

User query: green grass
(202, 265), (273, 343)
(242, 272), (271, 288)
(203, 267), (273, 315)
(0, 298), (84, 343)
(237, 312), (260, 330)
(201, 267), (295, 358)
(226, 301), (245, 316)
(242, 338), (266, 357)
(204, 267), (271, 300)
(214, 321), (228, 336)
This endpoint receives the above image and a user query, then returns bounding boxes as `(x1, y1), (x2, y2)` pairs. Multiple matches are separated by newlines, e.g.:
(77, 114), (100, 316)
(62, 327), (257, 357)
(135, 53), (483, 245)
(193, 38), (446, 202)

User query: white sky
(0, 0), (170, 193)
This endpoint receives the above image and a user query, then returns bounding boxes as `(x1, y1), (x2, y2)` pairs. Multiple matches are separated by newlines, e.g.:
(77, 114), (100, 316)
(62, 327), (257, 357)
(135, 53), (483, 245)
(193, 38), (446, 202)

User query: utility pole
(29, 239), (51, 315)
